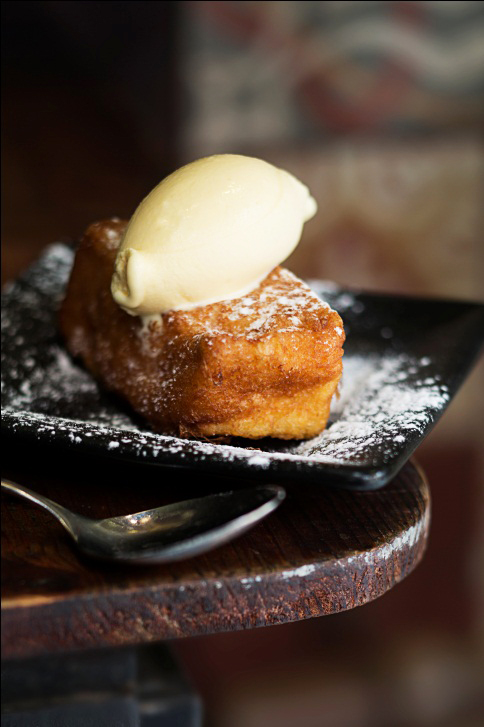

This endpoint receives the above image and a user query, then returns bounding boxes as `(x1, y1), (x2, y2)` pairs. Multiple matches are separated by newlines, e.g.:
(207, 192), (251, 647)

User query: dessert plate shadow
(2, 245), (483, 490)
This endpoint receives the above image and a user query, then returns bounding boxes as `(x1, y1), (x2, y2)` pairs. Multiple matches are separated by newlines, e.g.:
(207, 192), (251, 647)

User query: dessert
(60, 155), (344, 439)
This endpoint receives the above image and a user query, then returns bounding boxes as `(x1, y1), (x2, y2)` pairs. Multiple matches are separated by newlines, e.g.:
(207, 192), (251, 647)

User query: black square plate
(2, 244), (483, 489)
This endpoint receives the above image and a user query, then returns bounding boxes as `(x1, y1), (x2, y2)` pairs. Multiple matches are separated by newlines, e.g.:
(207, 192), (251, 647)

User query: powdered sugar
(295, 353), (450, 465)
(178, 266), (332, 342)
(1, 244), (138, 430)
(1, 244), (460, 486)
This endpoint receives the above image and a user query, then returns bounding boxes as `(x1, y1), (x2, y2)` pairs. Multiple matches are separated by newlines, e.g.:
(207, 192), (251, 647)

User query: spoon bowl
(1, 479), (286, 564)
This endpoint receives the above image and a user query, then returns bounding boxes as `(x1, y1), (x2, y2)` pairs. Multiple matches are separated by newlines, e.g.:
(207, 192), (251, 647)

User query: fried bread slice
(60, 218), (344, 439)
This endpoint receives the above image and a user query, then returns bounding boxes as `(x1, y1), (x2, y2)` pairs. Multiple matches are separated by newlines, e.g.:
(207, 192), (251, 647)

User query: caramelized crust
(59, 219), (345, 439)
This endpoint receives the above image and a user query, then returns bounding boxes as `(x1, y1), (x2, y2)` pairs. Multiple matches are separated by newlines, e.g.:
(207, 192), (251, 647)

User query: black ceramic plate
(2, 244), (483, 489)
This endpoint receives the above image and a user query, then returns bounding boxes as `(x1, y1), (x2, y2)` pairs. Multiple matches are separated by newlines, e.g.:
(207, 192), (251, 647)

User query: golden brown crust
(59, 218), (345, 439)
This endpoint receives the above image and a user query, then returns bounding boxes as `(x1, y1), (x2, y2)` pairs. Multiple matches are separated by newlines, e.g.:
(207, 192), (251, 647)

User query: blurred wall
(1, 0), (179, 278)
(178, 0), (484, 301)
(180, 1), (484, 148)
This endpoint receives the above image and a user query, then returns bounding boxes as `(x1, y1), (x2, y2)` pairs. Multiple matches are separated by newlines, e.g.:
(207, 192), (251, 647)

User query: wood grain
(1, 439), (429, 660)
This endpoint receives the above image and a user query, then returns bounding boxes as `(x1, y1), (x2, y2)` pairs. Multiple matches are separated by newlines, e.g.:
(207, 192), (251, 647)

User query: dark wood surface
(1, 438), (430, 661)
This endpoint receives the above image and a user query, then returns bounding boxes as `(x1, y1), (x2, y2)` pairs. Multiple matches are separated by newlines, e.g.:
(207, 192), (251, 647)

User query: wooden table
(2, 436), (429, 661)
(1, 438), (429, 725)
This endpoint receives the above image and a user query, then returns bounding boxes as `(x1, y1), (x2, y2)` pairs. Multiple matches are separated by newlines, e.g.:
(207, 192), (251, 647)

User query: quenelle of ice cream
(111, 154), (317, 316)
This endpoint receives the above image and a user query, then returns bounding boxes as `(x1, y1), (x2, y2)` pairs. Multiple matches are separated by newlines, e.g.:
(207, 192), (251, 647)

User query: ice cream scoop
(111, 154), (317, 316)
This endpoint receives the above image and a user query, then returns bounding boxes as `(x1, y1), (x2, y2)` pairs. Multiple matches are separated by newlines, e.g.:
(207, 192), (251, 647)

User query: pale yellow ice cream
(111, 154), (317, 316)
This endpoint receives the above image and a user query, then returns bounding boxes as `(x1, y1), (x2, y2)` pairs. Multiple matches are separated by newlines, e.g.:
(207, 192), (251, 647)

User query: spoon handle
(1, 479), (78, 537)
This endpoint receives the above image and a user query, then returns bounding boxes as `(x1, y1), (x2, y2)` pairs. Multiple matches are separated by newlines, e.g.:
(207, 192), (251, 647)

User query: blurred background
(2, 1), (484, 725)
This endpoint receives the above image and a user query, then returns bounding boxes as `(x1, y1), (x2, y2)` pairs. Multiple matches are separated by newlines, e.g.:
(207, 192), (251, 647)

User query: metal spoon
(1, 479), (285, 564)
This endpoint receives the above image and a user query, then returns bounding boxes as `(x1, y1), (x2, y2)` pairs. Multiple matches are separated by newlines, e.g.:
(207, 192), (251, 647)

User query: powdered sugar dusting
(174, 267), (333, 342)
(1, 244), (137, 430)
(295, 353), (450, 465)
(1, 245), (459, 485)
